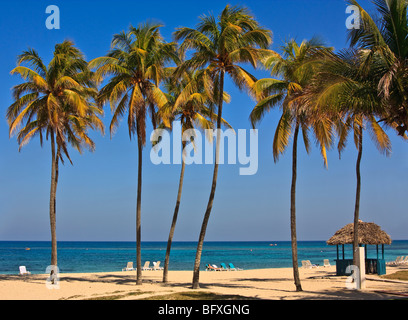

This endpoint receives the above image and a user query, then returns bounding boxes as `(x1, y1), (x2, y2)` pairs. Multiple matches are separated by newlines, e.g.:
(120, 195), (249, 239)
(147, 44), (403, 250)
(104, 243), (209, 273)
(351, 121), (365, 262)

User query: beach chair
(122, 261), (135, 271)
(401, 256), (408, 264)
(19, 266), (31, 275)
(306, 260), (319, 268)
(220, 263), (229, 271)
(387, 256), (402, 266)
(205, 264), (221, 271)
(302, 260), (318, 268)
(153, 261), (163, 270)
(228, 263), (242, 271)
(323, 259), (331, 267)
(142, 261), (152, 271)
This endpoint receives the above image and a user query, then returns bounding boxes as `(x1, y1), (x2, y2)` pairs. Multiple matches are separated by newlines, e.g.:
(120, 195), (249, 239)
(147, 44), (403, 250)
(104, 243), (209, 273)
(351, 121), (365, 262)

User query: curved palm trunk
(291, 122), (302, 292)
(49, 132), (59, 268)
(353, 125), (363, 267)
(163, 155), (186, 283)
(192, 70), (225, 289)
(136, 139), (143, 285)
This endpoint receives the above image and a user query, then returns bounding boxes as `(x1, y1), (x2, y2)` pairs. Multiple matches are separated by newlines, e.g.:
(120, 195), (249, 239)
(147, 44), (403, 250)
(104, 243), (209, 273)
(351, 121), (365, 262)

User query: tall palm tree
(89, 22), (178, 285)
(347, 0), (408, 136)
(7, 40), (104, 269)
(174, 4), (273, 289)
(250, 39), (335, 291)
(161, 68), (231, 283)
(307, 48), (395, 267)
(337, 114), (391, 266)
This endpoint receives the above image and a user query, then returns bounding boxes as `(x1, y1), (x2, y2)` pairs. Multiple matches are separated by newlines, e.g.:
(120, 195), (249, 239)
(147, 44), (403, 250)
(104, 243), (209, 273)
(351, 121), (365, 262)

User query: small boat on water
(25, 248), (30, 251)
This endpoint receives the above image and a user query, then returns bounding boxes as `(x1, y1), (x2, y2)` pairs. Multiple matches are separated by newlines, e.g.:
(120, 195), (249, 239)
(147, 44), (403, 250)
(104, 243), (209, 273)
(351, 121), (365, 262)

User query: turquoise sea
(0, 240), (407, 275)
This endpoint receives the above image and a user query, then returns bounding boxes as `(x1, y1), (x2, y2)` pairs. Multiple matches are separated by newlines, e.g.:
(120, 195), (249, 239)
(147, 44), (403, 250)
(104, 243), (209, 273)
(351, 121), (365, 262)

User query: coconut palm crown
(347, 0), (408, 136)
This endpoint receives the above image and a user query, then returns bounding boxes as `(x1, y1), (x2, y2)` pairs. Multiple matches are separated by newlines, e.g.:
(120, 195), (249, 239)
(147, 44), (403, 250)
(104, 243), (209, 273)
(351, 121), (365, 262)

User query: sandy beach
(1, 265), (407, 300)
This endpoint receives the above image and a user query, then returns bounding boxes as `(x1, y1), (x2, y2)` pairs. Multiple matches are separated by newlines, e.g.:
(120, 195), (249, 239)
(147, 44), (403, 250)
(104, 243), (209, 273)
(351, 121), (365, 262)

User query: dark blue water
(1, 240), (407, 275)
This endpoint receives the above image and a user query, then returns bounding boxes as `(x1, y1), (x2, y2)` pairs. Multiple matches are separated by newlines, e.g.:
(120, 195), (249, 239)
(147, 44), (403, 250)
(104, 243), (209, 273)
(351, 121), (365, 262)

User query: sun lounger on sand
(205, 264), (221, 271)
(323, 259), (331, 267)
(387, 256), (403, 266)
(142, 261), (152, 271)
(393, 256), (408, 265)
(153, 261), (163, 270)
(220, 263), (229, 271)
(122, 261), (135, 271)
(228, 263), (243, 271)
(302, 260), (318, 268)
(19, 266), (31, 275)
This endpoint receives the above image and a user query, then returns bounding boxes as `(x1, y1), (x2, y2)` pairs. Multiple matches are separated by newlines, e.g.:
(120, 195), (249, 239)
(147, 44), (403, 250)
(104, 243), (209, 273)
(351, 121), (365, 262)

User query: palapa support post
(357, 246), (366, 290)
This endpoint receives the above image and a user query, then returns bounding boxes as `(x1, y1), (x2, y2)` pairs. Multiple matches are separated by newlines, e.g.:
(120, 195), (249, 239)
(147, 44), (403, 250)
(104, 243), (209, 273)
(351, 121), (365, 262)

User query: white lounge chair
(122, 262), (135, 271)
(153, 261), (163, 270)
(19, 266), (31, 275)
(212, 264), (222, 271)
(142, 261), (152, 271)
(401, 256), (408, 264)
(206, 264), (221, 271)
(387, 256), (402, 266)
(302, 260), (318, 268)
(323, 259), (331, 267)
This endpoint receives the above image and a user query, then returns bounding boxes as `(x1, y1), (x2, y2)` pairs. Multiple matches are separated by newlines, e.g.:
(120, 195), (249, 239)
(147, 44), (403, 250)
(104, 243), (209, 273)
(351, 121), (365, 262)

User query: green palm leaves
(309, 48), (393, 157)
(90, 22), (178, 142)
(164, 69), (231, 135)
(8, 41), (104, 162)
(174, 5), (273, 98)
(251, 39), (335, 167)
(347, 0), (408, 136)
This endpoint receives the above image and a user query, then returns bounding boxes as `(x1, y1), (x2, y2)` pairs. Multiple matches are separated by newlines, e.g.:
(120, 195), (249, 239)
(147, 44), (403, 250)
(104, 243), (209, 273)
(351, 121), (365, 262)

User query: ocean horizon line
(1, 239), (407, 243)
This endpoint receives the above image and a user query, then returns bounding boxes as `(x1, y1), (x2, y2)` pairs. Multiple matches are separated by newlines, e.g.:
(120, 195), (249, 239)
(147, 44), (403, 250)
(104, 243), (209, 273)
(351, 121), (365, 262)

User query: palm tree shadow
(60, 274), (139, 286)
(295, 288), (401, 300)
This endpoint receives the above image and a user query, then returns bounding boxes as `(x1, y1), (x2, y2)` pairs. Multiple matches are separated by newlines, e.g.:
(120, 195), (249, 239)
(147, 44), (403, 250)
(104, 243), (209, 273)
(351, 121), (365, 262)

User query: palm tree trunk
(192, 70), (225, 289)
(49, 132), (58, 267)
(353, 125), (363, 267)
(291, 122), (302, 292)
(163, 151), (186, 283)
(136, 139), (143, 285)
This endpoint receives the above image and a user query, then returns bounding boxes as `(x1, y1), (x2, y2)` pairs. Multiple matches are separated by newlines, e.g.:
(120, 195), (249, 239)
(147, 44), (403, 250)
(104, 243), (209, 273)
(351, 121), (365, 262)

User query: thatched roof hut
(327, 221), (391, 276)
(327, 221), (392, 246)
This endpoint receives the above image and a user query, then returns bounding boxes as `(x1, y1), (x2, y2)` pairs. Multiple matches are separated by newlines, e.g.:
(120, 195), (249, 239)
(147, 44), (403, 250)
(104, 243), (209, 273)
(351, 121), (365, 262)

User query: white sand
(1, 265), (407, 300)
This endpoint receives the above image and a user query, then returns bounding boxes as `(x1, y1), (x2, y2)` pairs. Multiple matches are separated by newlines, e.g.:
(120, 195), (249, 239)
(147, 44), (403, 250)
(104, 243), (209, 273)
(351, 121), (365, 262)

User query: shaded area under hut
(327, 221), (392, 276)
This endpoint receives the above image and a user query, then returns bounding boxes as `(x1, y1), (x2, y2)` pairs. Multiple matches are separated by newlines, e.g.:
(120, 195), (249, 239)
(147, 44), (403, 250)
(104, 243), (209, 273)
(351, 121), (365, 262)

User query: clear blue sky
(0, 0), (407, 242)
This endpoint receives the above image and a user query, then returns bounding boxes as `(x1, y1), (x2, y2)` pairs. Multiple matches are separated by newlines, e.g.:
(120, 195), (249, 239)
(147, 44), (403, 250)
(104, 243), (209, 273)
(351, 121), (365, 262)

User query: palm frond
(272, 110), (293, 162)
